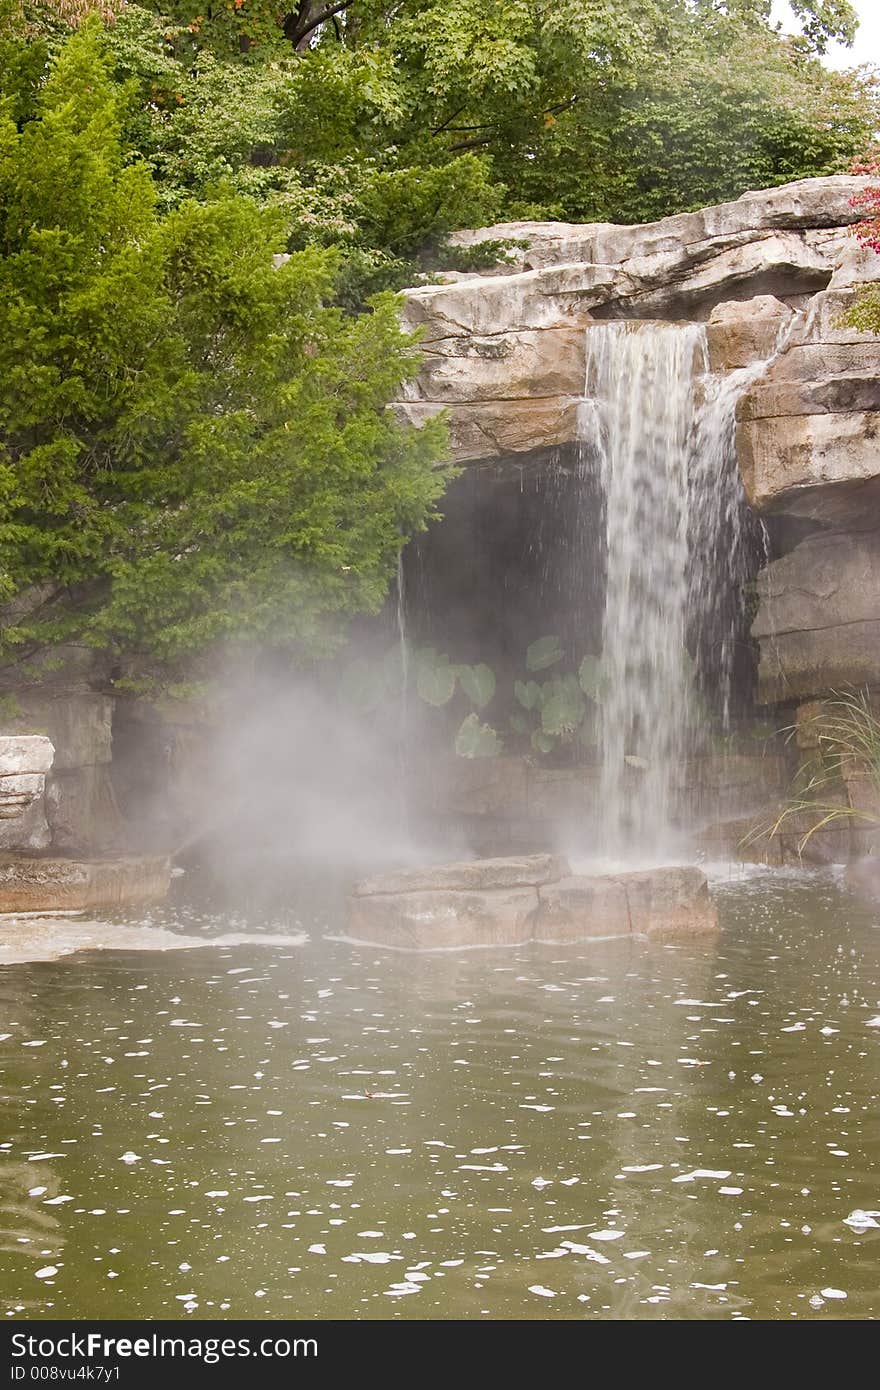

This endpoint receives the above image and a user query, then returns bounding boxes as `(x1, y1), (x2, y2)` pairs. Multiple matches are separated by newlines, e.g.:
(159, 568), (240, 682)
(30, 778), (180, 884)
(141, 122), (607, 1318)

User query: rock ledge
(347, 855), (716, 950)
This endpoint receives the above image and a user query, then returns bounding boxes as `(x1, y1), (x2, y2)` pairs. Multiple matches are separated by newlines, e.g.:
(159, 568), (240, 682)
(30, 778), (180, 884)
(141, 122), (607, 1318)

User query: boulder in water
(347, 856), (717, 950)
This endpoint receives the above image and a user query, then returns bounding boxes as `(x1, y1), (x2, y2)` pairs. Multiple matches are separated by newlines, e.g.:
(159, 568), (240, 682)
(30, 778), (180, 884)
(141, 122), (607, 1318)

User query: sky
(770, 0), (880, 70)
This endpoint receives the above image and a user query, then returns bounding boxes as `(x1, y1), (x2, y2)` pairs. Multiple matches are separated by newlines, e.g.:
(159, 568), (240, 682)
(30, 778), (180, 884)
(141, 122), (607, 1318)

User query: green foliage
(455, 711), (502, 759)
(844, 284), (880, 336)
(2, 1), (877, 690)
(577, 654), (604, 701)
(414, 648), (457, 706)
(746, 690), (880, 855)
(531, 729), (555, 755)
(457, 662), (496, 709)
(526, 634), (563, 672)
(540, 674), (586, 736)
(0, 23), (449, 685)
(514, 679), (542, 711)
(22, 0), (871, 310)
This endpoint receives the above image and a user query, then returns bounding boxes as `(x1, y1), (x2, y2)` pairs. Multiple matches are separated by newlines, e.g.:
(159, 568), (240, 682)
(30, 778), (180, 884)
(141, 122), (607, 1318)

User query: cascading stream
(396, 548), (410, 836)
(583, 324), (704, 853)
(581, 321), (768, 856)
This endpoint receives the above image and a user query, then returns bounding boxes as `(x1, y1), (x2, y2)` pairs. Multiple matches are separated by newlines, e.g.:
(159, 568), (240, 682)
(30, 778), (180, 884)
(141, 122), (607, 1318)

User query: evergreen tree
(0, 22), (448, 689)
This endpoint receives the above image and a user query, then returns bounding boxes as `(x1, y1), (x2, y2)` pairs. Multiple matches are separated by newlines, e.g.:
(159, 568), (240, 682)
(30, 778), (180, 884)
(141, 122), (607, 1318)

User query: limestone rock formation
(4, 694), (123, 850)
(753, 532), (880, 701)
(417, 752), (790, 853)
(0, 735), (54, 851)
(0, 853), (172, 913)
(348, 855), (717, 949)
(396, 176), (868, 463)
(397, 173), (880, 728)
(353, 853), (569, 896)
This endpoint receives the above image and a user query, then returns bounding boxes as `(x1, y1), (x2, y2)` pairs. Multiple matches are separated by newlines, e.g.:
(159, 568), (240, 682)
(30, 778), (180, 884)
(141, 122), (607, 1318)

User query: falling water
(583, 323), (705, 853)
(581, 320), (784, 856)
(396, 548), (410, 835)
(689, 359), (771, 732)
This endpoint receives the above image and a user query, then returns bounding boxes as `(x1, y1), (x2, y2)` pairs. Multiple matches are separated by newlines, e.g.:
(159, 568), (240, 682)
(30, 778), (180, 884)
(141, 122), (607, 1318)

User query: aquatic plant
(749, 690), (880, 854)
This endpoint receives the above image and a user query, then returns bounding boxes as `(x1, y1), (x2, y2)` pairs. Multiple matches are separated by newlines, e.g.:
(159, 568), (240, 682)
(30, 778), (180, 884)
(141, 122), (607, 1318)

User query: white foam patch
(0, 920), (308, 965)
(844, 1210), (880, 1231)
(671, 1169), (731, 1183)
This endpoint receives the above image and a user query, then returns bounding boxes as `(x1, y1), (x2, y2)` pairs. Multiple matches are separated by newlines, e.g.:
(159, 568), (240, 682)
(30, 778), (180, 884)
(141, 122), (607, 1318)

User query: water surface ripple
(1, 870), (879, 1320)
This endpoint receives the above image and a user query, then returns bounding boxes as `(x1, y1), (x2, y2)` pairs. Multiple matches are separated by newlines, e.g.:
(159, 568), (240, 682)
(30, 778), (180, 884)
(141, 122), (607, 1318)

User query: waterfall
(396, 549), (410, 835)
(583, 324), (704, 852)
(688, 362), (770, 733)
(581, 321), (766, 855)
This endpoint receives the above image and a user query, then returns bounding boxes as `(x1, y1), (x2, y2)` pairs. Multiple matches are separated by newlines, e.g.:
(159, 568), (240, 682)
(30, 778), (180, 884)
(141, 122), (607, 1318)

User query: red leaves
(849, 155), (880, 255)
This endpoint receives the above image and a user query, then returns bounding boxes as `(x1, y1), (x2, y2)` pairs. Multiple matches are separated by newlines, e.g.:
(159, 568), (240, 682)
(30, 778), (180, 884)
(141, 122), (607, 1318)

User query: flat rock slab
(0, 919), (307, 965)
(353, 853), (570, 896)
(0, 736), (54, 775)
(348, 857), (717, 949)
(0, 855), (172, 913)
(348, 886), (540, 950)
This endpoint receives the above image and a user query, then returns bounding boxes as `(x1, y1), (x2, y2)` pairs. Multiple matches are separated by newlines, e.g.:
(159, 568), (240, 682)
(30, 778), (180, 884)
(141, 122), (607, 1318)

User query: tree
(74, 0), (874, 311)
(0, 22), (449, 690)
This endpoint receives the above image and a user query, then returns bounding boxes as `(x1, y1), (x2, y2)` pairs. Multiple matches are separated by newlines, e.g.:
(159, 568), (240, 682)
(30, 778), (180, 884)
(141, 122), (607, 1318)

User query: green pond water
(2, 867), (880, 1322)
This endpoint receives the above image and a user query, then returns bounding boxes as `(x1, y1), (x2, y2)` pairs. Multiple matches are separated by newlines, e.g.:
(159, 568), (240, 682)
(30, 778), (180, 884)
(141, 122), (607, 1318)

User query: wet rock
(0, 798), (51, 853)
(44, 765), (125, 853)
(846, 857), (880, 900)
(618, 867), (718, 940)
(422, 753), (788, 839)
(394, 395), (582, 461)
(347, 885), (541, 950)
(738, 409), (880, 521)
(353, 853), (569, 896)
(706, 295), (793, 371)
(0, 854), (172, 913)
(348, 857), (717, 948)
(535, 876), (630, 942)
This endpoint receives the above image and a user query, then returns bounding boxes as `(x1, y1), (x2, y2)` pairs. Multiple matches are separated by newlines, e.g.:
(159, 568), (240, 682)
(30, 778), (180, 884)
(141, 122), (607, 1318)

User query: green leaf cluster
(0, 22), (450, 686)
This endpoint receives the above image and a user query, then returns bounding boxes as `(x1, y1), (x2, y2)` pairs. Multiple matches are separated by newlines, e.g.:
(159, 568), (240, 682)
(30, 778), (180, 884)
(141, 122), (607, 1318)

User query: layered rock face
(414, 751), (790, 856)
(0, 735), (54, 851)
(0, 732), (172, 914)
(348, 855), (717, 949)
(396, 175), (880, 718)
(3, 693), (123, 851)
(737, 241), (880, 703)
(0, 854), (172, 913)
(395, 176), (866, 462)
